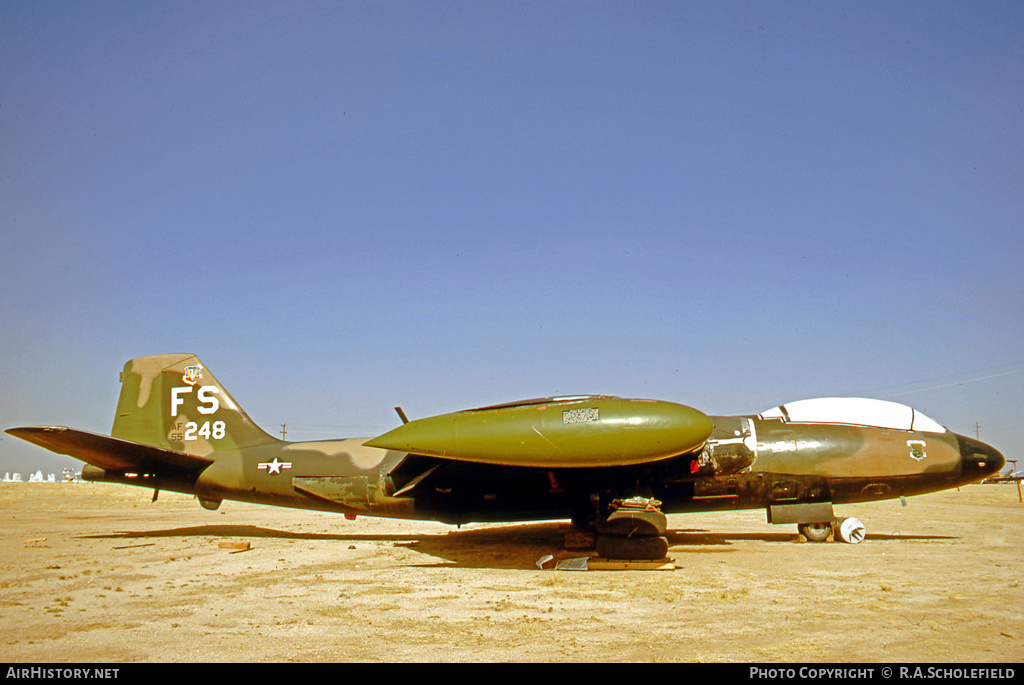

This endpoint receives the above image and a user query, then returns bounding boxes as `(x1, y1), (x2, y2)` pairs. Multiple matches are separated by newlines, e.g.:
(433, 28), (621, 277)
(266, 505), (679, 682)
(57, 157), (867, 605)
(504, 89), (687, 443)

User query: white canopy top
(759, 397), (946, 433)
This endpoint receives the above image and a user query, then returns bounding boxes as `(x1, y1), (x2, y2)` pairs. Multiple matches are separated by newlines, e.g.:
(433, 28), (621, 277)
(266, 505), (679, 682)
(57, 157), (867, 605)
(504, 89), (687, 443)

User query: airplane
(984, 460), (1021, 483)
(984, 460), (1022, 503)
(6, 354), (1006, 560)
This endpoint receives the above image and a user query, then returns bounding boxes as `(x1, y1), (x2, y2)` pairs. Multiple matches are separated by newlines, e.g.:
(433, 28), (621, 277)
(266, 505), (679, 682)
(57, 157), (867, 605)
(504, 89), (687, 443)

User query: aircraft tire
(595, 511), (666, 537)
(596, 534), (669, 561)
(798, 522), (832, 543)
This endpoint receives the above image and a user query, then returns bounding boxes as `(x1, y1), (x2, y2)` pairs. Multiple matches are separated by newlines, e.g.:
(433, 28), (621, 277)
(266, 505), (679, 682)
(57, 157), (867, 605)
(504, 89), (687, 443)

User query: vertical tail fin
(112, 354), (280, 455)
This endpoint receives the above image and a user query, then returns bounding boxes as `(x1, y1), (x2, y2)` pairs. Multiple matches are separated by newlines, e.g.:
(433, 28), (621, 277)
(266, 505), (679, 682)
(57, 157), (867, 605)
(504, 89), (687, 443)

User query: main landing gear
(594, 497), (670, 561)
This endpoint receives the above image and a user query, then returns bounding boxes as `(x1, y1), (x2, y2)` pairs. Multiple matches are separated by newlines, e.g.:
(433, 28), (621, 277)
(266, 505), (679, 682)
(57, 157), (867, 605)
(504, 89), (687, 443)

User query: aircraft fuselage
(81, 411), (1002, 528)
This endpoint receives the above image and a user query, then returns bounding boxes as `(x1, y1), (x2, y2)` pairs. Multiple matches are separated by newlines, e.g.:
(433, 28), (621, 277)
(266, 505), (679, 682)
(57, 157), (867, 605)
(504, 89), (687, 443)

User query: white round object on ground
(838, 517), (866, 544)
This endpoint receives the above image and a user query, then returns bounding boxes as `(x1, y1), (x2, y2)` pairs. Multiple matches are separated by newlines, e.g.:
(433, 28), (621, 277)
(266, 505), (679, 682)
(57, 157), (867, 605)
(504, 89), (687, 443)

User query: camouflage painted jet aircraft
(7, 354), (1005, 560)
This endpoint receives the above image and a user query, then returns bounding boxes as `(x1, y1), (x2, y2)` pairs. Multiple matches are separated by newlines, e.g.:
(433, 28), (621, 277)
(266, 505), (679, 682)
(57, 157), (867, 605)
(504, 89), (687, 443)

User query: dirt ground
(0, 481), (1020, 663)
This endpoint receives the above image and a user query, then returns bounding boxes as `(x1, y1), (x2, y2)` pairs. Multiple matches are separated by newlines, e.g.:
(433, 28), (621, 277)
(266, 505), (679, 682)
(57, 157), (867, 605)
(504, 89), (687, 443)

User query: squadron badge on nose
(907, 440), (927, 462)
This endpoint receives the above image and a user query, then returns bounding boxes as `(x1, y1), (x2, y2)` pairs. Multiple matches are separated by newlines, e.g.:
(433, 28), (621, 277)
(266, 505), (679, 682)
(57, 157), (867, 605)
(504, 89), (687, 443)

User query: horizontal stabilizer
(6, 426), (213, 473)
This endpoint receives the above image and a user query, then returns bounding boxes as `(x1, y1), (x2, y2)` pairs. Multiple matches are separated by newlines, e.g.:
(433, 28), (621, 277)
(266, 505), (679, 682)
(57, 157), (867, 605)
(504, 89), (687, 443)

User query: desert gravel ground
(0, 481), (1021, 663)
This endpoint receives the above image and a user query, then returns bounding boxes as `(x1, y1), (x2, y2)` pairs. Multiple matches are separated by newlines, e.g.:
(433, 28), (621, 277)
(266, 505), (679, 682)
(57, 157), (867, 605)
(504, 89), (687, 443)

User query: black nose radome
(955, 433), (1006, 482)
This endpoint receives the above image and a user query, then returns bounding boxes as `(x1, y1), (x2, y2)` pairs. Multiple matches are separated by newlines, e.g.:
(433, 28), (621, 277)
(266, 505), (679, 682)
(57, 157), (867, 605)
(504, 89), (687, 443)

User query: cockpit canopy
(758, 397), (946, 433)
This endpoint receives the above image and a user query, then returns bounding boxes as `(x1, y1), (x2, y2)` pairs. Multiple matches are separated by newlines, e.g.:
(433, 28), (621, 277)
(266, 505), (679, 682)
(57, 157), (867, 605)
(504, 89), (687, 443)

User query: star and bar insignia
(257, 458), (293, 475)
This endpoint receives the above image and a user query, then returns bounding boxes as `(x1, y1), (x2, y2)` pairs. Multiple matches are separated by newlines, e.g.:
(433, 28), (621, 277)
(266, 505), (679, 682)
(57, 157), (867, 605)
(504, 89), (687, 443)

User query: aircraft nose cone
(955, 433), (1005, 481)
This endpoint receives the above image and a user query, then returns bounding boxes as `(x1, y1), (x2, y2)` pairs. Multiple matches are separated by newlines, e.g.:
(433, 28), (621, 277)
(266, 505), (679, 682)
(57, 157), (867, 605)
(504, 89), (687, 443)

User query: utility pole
(280, 424), (287, 440)
(973, 422), (982, 440)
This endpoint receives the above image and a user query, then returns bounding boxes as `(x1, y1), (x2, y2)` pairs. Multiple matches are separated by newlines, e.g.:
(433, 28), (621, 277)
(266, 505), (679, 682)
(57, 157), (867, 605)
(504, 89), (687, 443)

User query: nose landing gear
(798, 517), (866, 544)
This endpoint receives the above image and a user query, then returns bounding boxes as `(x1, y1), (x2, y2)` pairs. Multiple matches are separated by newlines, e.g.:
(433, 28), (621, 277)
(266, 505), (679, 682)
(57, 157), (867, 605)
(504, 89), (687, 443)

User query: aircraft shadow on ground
(86, 523), (577, 570)
(83, 523), (958, 570)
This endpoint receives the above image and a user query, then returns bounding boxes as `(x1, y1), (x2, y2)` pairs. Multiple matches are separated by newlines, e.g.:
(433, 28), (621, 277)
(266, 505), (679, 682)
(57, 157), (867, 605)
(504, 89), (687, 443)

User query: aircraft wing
(5, 426), (213, 473)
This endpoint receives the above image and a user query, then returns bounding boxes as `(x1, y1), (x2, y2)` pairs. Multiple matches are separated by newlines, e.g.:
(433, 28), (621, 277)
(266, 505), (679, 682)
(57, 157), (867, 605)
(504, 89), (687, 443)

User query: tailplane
(112, 354), (280, 455)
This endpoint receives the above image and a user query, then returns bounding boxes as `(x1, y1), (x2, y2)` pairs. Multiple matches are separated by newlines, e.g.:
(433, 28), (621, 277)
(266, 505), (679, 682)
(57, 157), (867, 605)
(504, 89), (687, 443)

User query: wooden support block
(585, 557), (676, 571)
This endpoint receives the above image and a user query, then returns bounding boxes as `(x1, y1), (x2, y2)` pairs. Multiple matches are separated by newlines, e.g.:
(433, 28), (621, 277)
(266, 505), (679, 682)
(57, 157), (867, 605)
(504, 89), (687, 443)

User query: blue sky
(2, 1), (1022, 475)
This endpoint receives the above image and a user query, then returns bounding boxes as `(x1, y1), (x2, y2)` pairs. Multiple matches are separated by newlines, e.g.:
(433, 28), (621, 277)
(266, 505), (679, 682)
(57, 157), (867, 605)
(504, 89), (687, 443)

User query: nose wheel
(798, 521), (832, 542)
